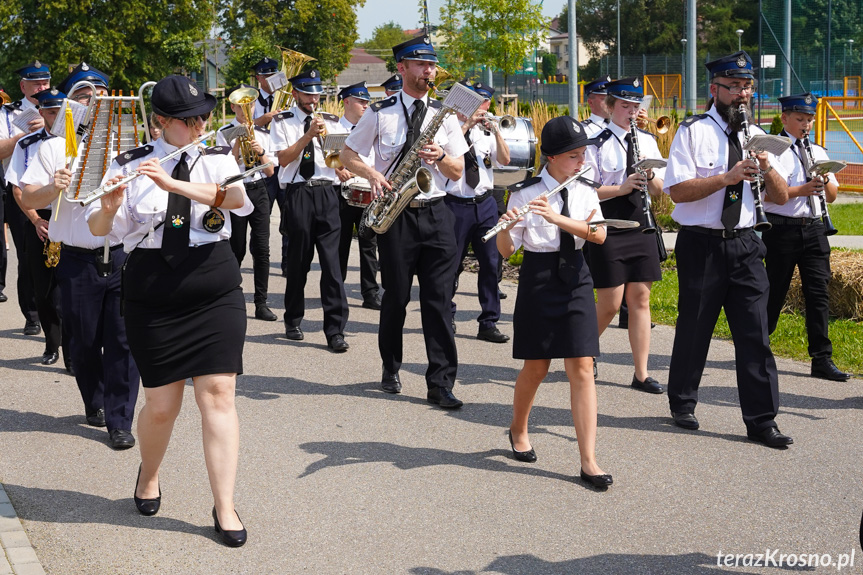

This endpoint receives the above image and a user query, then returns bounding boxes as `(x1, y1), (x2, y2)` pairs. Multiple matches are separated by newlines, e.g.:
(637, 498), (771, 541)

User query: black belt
(766, 214), (820, 226)
(681, 225), (754, 239)
(244, 178), (268, 190)
(288, 180), (332, 191)
(446, 192), (492, 205)
(61, 243), (124, 255)
(408, 197), (443, 209)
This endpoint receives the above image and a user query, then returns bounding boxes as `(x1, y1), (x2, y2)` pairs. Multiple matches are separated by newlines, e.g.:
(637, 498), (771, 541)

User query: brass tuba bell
(229, 86), (262, 167)
(270, 47), (317, 114)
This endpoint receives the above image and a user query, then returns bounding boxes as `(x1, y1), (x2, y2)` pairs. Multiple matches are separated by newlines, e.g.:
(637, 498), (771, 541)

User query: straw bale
(783, 250), (863, 321)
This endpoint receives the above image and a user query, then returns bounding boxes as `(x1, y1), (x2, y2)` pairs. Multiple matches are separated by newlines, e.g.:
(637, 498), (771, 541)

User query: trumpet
(480, 114), (516, 134)
(228, 86), (262, 167)
(637, 115), (671, 135)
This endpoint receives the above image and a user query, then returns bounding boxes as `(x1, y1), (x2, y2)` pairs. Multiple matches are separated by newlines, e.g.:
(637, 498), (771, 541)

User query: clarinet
(801, 131), (838, 236)
(738, 105), (772, 231)
(628, 118), (657, 234)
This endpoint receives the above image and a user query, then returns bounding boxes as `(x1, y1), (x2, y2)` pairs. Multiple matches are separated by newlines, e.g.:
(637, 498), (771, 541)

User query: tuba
(270, 47), (316, 114)
(228, 85), (262, 167)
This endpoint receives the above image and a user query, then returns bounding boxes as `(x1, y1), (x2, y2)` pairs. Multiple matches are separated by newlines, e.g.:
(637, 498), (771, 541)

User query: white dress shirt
(269, 105), (346, 186)
(592, 122), (666, 193)
(764, 134), (838, 218)
(1, 98), (38, 170)
(444, 122), (502, 198)
(215, 120), (273, 183)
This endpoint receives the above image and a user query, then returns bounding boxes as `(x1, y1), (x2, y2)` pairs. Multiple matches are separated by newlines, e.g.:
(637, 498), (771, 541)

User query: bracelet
(437, 151), (446, 162)
(761, 165), (774, 176)
(646, 173), (655, 181)
(212, 183), (226, 208)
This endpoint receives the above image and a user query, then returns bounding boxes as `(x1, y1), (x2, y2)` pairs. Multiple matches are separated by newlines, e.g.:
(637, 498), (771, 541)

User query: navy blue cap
(225, 83), (257, 100)
(381, 74), (402, 91)
(338, 81), (370, 101)
(57, 62), (109, 94)
(392, 36), (438, 63)
(540, 116), (596, 156)
(34, 88), (66, 109)
(584, 76), (611, 96)
(706, 51), (754, 80)
(778, 92), (818, 114)
(16, 61), (51, 81)
(289, 70), (322, 94)
(253, 57), (278, 76)
(606, 77), (643, 103)
(151, 75), (216, 118)
(472, 81), (495, 100)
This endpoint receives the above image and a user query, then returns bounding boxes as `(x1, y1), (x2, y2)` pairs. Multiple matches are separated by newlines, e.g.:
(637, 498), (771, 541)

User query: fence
(815, 97), (863, 192)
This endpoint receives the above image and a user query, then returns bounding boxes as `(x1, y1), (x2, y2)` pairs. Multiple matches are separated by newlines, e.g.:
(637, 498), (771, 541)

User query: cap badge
(310, 71), (316, 78)
(423, 36), (430, 44)
(34, 61), (42, 69)
(124, 153), (131, 159)
(633, 78), (640, 87)
(189, 83), (198, 96)
(605, 76), (611, 82)
(49, 88), (58, 96)
(804, 94), (813, 104)
(572, 120), (581, 133)
(81, 63), (89, 71)
(736, 55), (747, 68)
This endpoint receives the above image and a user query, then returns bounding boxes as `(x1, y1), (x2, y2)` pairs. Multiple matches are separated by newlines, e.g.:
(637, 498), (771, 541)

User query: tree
(539, 51), (558, 79)
(164, 35), (205, 76)
(0, 0), (216, 99)
(439, 0), (549, 91)
(362, 21), (412, 73)
(222, 34), (275, 88)
(218, 0), (364, 81)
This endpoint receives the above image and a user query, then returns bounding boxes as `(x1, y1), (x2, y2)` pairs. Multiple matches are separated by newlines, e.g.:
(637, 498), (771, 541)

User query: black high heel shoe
(580, 469), (613, 488)
(134, 464), (161, 516)
(213, 507), (247, 548)
(508, 430), (537, 463)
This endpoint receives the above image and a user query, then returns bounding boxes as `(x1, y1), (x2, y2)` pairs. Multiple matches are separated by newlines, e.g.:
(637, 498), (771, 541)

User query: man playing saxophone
(340, 35), (469, 408)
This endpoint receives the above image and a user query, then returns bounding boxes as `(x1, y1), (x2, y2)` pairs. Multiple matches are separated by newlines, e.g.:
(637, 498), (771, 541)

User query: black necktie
(796, 139), (818, 215)
(406, 100), (425, 149)
(267, 95), (273, 112)
(299, 115), (315, 180)
(558, 186), (578, 282)
(463, 130), (480, 189)
(624, 133), (636, 177)
(161, 152), (191, 268)
(722, 130), (744, 232)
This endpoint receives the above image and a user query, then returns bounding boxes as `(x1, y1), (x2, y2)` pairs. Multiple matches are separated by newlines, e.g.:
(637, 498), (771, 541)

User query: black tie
(299, 115), (315, 180)
(161, 152), (191, 268)
(558, 186), (578, 282)
(463, 130), (480, 189)
(406, 100), (425, 149)
(267, 95), (273, 112)
(722, 130), (744, 232)
(796, 139), (818, 215)
(624, 133), (636, 177)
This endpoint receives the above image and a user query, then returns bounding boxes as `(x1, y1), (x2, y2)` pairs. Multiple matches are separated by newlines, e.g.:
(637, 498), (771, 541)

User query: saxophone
(357, 104), (453, 239)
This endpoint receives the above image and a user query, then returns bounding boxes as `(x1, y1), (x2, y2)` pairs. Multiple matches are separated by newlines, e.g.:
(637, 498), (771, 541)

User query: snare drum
(341, 177), (373, 208)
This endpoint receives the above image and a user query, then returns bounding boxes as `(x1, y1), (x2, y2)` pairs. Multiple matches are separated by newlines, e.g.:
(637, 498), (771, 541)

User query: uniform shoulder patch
(273, 111), (294, 122)
(371, 96), (398, 112)
(3, 100), (22, 112)
(115, 144), (154, 166)
(218, 124), (232, 132)
(320, 112), (339, 122)
(18, 131), (48, 149)
(680, 113), (709, 127)
(203, 145), (231, 155)
(254, 125), (270, 135)
(592, 129), (613, 148)
(428, 99), (442, 109)
(637, 127), (657, 139)
(512, 176), (542, 190)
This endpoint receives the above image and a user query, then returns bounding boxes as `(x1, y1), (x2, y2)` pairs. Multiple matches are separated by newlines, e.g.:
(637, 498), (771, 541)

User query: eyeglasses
(177, 112), (211, 127)
(714, 82), (756, 95)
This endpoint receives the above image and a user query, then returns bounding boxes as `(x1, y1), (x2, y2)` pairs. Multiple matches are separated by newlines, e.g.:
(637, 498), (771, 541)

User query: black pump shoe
(507, 430), (537, 463)
(580, 469), (613, 488)
(213, 507), (247, 547)
(134, 465), (161, 516)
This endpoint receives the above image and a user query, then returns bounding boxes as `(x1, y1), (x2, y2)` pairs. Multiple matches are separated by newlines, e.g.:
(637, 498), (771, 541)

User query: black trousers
(23, 214), (63, 355)
(230, 178), (271, 305)
(377, 201), (459, 389)
(5, 190), (38, 322)
(667, 228), (779, 433)
(266, 171), (288, 274)
(55, 246), (139, 430)
(280, 182), (348, 338)
(338, 196), (380, 300)
(763, 220), (832, 360)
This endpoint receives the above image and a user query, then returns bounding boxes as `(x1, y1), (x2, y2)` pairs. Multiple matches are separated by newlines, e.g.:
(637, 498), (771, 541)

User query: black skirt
(123, 241), (246, 388)
(513, 250), (600, 360)
(585, 227), (661, 288)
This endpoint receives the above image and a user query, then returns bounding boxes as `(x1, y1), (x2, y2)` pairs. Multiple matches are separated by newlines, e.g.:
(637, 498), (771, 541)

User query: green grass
(827, 203), (863, 235)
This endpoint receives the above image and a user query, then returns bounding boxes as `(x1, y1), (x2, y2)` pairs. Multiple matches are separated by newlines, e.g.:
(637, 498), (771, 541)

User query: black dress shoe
(86, 408), (106, 427)
(134, 465), (161, 516)
(213, 507), (247, 547)
(328, 334), (349, 353)
(109, 429), (136, 450)
(24, 320), (41, 336)
(285, 326), (304, 341)
(580, 469), (613, 488)
(41, 351), (59, 365)
(507, 430), (537, 463)
(498, 289), (507, 300)
(427, 387), (463, 409)
(811, 358), (851, 382)
(631, 374), (664, 394)
(477, 327), (510, 343)
(381, 370), (402, 394)
(255, 304), (277, 321)
(362, 293), (382, 310)
(671, 411), (699, 430)
(0, 291), (7, 302)
(747, 426), (793, 448)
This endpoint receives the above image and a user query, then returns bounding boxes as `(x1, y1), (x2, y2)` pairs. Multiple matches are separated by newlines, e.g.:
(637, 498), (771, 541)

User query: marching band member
(663, 52), (792, 448)
(446, 80), (510, 343)
(340, 35), (468, 408)
(269, 69), (350, 352)
(580, 77), (610, 137)
(495, 116), (612, 488)
(586, 77), (665, 395)
(381, 74), (403, 97)
(86, 75), (252, 546)
(1, 61), (49, 336)
(763, 92), (849, 381)
(20, 64), (141, 448)
(335, 81), (382, 310)
(217, 83), (278, 321)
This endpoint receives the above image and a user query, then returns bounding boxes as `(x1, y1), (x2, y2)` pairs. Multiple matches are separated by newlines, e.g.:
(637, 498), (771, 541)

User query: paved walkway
(1, 216), (861, 574)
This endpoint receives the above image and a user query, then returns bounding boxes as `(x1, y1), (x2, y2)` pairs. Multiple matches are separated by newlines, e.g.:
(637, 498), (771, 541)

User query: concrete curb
(0, 484), (45, 575)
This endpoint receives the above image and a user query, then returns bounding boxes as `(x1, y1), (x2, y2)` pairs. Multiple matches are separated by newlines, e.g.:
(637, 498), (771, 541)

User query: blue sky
(355, 0), (566, 42)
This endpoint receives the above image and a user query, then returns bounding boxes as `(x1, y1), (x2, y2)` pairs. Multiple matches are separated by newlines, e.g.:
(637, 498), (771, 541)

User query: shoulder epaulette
(512, 176), (542, 190)
(428, 100), (442, 110)
(320, 112), (339, 122)
(680, 113), (709, 127)
(638, 127), (657, 139)
(218, 124), (232, 132)
(203, 145), (231, 155)
(371, 96), (398, 112)
(116, 144), (154, 166)
(254, 125), (270, 135)
(273, 111), (294, 122)
(3, 100), (22, 113)
(18, 131), (50, 149)
(592, 129), (613, 148)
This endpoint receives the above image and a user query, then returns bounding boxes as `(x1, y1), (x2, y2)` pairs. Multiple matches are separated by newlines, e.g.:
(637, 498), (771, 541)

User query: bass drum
(493, 116), (537, 187)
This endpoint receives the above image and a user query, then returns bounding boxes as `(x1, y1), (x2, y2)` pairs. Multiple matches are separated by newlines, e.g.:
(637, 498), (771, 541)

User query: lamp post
(681, 38), (687, 113)
(736, 29), (744, 51)
(617, 0), (621, 77)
